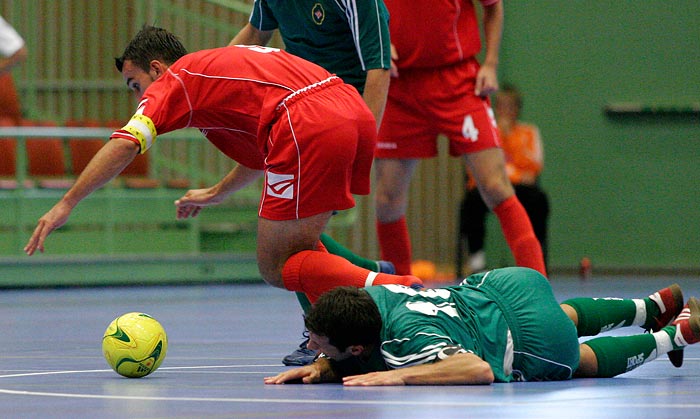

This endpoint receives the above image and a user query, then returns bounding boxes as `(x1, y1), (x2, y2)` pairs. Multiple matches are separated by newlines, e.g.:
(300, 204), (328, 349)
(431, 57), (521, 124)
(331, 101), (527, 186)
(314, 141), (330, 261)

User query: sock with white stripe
(563, 297), (654, 337)
(282, 250), (422, 304)
(584, 333), (659, 378)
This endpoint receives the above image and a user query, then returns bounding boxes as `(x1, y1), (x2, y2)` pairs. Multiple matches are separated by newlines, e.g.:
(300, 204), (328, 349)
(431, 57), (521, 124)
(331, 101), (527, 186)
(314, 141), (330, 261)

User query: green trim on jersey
(249, 0), (391, 92)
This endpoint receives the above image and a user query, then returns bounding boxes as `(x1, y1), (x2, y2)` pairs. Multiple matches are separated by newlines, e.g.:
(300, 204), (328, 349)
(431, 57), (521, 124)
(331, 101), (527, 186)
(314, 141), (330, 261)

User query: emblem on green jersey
(312, 3), (325, 25)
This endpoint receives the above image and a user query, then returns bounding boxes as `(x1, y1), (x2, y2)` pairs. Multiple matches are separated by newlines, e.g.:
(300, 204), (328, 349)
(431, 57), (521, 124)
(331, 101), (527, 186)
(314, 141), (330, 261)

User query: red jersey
(111, 45), (337, 170)
(383, 0), (500, 69)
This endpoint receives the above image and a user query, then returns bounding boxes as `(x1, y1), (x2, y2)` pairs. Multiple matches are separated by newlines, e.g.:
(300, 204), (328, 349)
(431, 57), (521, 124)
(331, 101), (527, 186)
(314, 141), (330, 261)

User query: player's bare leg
(464, 148), (512, 208)
(374, 158), (417, 223)
(465, 148), (546, 275)
(374, 158), (419, 275)
(256, 212), (332, 288)
(258, 212), (422, 301)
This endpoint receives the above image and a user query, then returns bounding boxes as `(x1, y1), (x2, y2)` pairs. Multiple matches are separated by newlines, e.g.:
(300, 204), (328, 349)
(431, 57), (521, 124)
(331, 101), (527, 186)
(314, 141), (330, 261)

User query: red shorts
(260, 82), (376, 221)
(376, 58), (501, 159)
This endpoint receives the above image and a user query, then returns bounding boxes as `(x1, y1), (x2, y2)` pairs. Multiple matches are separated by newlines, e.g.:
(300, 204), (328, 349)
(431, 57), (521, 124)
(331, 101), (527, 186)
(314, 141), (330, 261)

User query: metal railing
(2, 0), (255, 131)
(0, 125), (354, 259)
(0, 126), (220, 188)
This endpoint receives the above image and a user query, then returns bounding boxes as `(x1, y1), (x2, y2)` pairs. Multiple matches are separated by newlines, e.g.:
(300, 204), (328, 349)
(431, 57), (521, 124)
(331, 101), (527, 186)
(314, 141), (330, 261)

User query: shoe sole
(667, 348), (684, 368)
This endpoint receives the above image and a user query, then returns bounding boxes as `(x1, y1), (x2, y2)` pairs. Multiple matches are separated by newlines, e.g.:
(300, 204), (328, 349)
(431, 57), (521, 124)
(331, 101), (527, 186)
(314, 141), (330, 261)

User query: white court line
(1, 387), (700, 409)
(2, 366), (700, 409)
(0, 369), (113, 379)
(0, 364), (281, 379)
(0, 388), (489, 406)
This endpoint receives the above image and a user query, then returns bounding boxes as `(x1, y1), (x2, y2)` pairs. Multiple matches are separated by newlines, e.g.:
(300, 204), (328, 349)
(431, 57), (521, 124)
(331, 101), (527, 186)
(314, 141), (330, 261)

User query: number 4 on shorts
(462, 115), (479, 142)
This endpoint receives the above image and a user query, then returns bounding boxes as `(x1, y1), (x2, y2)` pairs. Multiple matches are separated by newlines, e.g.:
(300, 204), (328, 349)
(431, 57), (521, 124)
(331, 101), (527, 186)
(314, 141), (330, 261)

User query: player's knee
(560, 303), (579, 326)
(477, 180), (513, 208)
(256, 261), (285, 288)
(375, 193), (408, 222)
(375, 183), (402, 204)
(575, 344), (598, 377)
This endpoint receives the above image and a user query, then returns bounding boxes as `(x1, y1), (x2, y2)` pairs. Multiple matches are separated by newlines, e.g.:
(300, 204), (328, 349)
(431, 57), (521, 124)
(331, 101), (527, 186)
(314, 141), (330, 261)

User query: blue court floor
(1, 273), (699, 418)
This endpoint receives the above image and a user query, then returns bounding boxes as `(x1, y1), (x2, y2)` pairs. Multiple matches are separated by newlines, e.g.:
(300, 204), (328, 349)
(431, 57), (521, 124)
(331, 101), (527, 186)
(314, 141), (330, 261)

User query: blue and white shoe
(282, 335), (318, 366)
(376, 260), (396, 274)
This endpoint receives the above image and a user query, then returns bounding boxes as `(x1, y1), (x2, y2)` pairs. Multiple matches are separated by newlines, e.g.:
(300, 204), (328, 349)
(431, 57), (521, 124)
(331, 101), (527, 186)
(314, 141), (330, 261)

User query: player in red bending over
(24, 26), (422, 302)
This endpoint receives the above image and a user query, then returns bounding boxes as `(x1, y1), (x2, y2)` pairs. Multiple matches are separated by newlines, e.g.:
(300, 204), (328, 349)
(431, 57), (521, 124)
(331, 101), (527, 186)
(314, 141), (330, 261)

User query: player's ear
(349, 344), (366, 356)
(149, 60), (168, 79)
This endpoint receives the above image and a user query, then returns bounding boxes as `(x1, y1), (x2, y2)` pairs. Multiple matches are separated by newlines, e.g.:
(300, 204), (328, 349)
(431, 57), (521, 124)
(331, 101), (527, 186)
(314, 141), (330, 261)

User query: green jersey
(365, 268), (580, 382)
(249, 0), (391, 93)
(365, 282), (514, 381)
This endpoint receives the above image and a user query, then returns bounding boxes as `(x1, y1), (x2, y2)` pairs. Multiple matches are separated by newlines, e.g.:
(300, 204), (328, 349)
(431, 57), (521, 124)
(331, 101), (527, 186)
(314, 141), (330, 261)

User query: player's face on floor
(120, 59), (156, 101)
(307, 332), (353, 361)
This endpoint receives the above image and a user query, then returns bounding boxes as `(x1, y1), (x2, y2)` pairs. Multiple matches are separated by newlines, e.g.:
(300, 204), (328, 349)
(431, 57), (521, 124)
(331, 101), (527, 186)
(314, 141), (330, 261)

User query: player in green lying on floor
(265, 267), (695, 385)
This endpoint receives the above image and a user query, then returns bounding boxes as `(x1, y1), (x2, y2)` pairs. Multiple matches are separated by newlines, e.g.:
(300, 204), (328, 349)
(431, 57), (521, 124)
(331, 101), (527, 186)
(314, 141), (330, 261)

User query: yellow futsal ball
(102, 312), (168, 378)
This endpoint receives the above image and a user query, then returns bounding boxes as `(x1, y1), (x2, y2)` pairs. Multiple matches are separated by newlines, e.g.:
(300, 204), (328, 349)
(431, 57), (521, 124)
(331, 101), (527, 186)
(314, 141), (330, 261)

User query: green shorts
(463, 267), (580, 381)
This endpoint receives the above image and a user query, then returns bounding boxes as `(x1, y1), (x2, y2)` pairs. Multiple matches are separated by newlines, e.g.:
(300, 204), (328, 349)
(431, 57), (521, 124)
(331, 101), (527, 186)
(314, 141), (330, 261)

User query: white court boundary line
(1, 387), (700, 409)
(1, 366), (700, 409)
(0, 364), (281, 379)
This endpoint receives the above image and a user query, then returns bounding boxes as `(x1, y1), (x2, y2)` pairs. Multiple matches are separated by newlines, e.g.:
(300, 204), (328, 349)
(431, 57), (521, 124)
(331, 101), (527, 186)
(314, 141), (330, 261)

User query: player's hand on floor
(264, 366), (322, 385)
(174, 187), (223, 219)
(24, 201), (72, 255)
(342, 370), (406, 386)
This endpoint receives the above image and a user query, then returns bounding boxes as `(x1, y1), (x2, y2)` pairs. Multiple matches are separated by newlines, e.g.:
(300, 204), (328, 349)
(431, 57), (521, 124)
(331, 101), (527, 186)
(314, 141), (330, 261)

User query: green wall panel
(496, 1), (700, 270)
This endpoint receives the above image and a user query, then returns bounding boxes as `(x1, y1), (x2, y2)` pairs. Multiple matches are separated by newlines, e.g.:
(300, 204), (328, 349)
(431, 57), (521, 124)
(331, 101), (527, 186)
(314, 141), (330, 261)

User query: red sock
(493, 196), (547, 277)
(377, 217), (412, 275)
(282, 250), (422, 303)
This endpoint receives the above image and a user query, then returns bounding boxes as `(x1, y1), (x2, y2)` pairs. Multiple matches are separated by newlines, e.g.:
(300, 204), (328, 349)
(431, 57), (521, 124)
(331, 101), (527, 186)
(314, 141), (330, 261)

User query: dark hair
(498, 83), (523, 113)
(304, 287), (382, 352)
(115, 25), (188, 73)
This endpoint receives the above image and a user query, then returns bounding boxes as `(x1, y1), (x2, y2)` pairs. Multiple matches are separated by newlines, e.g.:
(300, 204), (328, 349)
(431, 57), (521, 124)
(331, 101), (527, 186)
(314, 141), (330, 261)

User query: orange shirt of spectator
(468, 84), (543, 189)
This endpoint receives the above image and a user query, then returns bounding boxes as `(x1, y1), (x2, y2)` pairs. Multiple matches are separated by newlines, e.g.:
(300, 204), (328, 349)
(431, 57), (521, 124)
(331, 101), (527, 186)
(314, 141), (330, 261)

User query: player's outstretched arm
(24, 138), (139, 255)
(174, 164), (262, 219)
(342, 353), (494, 386)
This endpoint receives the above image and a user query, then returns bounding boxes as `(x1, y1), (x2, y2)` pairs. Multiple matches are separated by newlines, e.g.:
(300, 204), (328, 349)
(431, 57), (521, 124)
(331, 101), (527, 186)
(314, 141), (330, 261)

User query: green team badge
(312, 3), (325, 25)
